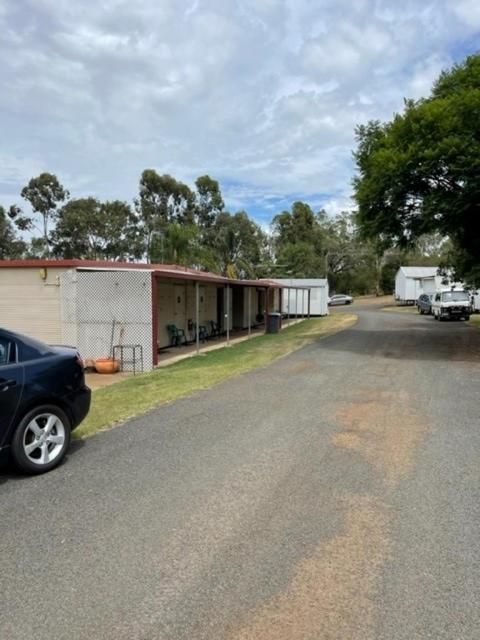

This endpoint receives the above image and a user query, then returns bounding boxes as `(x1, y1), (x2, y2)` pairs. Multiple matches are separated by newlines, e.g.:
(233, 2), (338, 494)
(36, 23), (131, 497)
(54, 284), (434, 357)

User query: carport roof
(0, 259), (309, 289)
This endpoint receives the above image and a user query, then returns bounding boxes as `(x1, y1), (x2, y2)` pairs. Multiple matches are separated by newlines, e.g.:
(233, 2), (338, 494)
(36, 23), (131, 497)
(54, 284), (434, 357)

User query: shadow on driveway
(0, 437), (86, 485)
(317, 313), (480, 363)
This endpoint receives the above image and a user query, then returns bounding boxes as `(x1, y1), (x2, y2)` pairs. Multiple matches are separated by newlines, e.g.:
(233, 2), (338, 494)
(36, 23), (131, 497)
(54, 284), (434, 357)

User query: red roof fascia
(0, 258), (221, 279)
(0, 259), (290, 287)
(0, 259), (83, 268)
(0, 258), (212, 274)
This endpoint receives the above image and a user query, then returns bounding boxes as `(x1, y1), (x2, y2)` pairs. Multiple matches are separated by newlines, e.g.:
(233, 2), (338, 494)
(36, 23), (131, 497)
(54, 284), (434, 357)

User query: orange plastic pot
(94, 358), (120, 374)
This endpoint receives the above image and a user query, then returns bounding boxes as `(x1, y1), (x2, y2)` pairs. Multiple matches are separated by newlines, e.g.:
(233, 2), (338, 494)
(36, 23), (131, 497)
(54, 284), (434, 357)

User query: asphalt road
(1, 305), (480, 640)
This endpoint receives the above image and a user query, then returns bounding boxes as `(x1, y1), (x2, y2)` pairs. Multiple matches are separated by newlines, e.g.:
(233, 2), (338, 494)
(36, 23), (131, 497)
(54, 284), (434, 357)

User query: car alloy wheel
(23, 413), (66, 466)
(11, 405), (71, 474)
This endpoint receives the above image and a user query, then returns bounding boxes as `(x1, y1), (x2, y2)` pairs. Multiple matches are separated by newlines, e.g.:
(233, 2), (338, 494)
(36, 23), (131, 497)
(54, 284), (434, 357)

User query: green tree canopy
(52, 198), (142, 260)
(271, 202), (329, 278)
(14, 173), (69, 256)
(272, 201), (325, 246)
(354, 53), (480, 284)
(0, 206), (26, 258)
(212, 211), (266, 278)
(137, 170), (195, 261)
(194, 175), (224, 229)
(276, 242), (324, 278)
(153, 222), (198, 266)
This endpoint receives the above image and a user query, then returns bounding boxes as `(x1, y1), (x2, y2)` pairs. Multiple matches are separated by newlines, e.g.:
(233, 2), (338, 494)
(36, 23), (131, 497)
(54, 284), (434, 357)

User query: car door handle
(0, 379), (16, 392)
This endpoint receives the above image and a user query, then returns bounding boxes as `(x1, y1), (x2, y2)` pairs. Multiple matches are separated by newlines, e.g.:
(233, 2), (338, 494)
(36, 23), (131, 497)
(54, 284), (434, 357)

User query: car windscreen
(16, 334), (54, 362)
(441, 291), (470, 302)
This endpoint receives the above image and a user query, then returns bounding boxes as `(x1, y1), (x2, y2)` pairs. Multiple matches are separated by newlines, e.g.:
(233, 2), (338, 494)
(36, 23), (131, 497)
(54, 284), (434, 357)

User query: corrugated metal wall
(0, 267), (65, 342)
(274, 279), (329, 316)
(59, 270), (78, 347)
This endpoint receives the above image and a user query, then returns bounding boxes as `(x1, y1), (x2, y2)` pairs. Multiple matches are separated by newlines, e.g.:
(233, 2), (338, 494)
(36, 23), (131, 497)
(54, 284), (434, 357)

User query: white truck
(431, 289), (471, 321)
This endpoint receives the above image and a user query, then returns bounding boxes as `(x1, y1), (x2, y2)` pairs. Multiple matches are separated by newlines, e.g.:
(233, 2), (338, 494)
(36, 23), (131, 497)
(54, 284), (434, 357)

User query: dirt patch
(381, 305), (417, 314)
(85, 371), (132, 390)
(228, 496), (391, 640)
(331, 389), (427, 488)
(332, 430), (364, 449)
(354, 295), (394, 306)
(284, 360), (314, 373)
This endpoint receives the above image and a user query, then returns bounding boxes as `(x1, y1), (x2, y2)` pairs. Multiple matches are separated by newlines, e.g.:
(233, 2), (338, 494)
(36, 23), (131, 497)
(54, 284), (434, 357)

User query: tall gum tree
(15, 173), (69, 256)
(137, 169), (195, 261)
(354, 53), (480, 285)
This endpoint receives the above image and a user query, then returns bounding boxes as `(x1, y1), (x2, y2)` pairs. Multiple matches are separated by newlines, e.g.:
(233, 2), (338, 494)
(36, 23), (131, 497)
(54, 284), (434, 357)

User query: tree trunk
(43, 214), (50, 256)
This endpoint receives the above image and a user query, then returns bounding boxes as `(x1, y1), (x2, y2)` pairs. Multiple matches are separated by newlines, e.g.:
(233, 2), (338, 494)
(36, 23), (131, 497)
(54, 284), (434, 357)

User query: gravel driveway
(1, 305), (479, 640)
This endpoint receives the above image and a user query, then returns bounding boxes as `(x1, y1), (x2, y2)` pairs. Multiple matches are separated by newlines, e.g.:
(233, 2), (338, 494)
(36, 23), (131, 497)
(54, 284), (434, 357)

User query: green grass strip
(75, 313), (357, 439)
(467, 314), (480, 327)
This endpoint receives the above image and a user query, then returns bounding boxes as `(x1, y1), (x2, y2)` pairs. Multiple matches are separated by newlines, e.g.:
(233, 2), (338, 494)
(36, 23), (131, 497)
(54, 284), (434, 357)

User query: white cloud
(453, 0), (480, 29)
(407, 54), (452, 99)
(0, 0), (477, 221)
(0, 154), (43, 186)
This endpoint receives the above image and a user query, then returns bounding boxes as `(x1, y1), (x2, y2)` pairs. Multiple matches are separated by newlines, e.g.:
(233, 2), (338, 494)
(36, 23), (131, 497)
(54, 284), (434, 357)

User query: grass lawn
(75, 313), (357, 439)
(467, 314), (480, 327)
(381, 305), (418, 313)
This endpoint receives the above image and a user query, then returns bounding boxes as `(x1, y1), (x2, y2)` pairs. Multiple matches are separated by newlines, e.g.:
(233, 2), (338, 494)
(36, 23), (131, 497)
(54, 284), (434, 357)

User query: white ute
(431, 289), (471, 321)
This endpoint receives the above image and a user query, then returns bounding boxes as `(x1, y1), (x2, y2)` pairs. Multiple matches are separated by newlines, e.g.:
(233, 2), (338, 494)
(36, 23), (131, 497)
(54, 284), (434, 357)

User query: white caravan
(395, 267), (439, 304)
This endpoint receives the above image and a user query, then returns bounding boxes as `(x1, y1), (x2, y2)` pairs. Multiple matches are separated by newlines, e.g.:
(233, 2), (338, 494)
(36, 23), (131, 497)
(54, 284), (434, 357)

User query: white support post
(286, 287), (290, 326)
(295, 289), (298, 321)
(195, 281), (200, 354)
(302, 289), (305, 318)
(226, 285), (230, 345)
(248, 287), (251, 338)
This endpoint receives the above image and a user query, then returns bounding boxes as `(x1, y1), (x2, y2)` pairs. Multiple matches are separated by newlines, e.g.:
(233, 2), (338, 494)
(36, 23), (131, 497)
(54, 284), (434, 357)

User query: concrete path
(1, 304), (479, 639)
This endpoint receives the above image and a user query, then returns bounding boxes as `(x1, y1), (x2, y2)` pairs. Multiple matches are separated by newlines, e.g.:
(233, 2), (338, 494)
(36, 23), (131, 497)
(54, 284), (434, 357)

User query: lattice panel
(61, 269), (153, 371)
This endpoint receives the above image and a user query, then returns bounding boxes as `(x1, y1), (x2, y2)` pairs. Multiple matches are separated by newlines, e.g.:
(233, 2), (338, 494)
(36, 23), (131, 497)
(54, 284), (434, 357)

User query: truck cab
(431, 289), (471, 321)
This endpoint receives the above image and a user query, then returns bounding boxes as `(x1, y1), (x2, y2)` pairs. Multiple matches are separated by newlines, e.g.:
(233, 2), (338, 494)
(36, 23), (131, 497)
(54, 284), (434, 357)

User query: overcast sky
(1, 0), (479, 226)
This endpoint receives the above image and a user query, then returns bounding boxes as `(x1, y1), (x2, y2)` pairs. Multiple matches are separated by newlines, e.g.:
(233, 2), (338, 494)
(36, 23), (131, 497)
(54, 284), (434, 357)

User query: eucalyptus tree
(137, 170), (195, 261)
(0, 206), (26, 258)
(51, 198), (142, 260)
(211, 211), (267, 278)
(11, 173), (69, 256)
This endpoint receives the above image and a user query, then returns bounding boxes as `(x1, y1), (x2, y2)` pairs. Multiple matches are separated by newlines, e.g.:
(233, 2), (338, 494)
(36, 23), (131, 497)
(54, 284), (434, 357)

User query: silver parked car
(328, 294), (353, 306)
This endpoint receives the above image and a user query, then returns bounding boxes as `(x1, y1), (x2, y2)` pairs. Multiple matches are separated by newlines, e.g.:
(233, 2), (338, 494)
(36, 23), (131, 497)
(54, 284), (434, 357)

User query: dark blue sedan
(0, 328), (90, 474)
